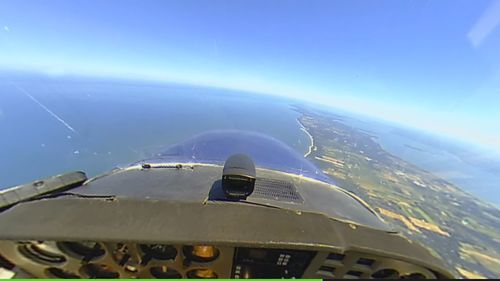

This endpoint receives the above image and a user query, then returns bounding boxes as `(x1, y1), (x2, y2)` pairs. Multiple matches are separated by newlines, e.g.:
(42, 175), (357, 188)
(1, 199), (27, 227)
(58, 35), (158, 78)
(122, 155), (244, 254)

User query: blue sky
(1, 0), (500, 151)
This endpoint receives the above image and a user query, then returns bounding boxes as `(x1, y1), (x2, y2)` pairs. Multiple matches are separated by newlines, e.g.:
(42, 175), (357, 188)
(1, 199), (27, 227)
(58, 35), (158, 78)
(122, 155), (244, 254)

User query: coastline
(297, 118), (315, 157)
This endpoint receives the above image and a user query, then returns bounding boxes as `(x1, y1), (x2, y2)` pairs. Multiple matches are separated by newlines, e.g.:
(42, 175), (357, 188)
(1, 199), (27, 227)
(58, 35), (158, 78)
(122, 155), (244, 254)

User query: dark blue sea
(0, 75), (310, 188)
(1, 74), (499, 207)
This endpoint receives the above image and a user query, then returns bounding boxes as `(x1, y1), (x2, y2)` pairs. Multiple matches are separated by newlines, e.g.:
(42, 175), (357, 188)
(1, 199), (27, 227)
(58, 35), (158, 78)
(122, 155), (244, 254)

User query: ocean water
(0, 77), (309, 188)
(2, 75), (499, 207)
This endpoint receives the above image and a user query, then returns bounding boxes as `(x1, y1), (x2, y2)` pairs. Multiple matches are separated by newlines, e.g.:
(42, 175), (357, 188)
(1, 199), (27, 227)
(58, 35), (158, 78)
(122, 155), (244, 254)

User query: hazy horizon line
(1, 66), (499, 156)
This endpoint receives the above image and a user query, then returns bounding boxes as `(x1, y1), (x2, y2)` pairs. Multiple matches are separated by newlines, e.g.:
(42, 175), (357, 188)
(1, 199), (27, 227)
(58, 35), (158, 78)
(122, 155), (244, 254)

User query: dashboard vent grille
(314, 251), (437, 279)
(251, 178), (303, 203)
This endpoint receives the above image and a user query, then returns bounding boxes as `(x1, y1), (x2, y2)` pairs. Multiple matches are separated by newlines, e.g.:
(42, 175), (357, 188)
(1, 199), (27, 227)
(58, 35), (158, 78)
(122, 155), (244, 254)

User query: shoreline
(297, 118), (315, 158)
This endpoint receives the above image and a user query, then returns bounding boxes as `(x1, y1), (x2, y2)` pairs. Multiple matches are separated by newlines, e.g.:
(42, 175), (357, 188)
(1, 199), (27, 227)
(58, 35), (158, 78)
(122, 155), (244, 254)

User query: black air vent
(250, 178), (303, 203)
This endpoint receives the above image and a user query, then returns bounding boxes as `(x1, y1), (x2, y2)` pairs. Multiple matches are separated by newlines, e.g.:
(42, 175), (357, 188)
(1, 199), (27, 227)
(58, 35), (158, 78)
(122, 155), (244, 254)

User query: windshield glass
(139, 130), (332, 184)
(1, 0), (499, 278)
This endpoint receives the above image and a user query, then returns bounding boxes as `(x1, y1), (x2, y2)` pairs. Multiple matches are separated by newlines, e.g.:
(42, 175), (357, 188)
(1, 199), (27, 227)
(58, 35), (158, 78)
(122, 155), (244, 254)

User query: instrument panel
(232, 248), (315, 278)
(0, 241), (233, 278)
(0, 240), (442, 279)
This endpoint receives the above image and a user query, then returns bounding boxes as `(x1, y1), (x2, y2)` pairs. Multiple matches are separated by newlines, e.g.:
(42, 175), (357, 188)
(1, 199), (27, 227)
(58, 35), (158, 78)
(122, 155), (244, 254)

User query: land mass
(297, 118), (315, 157)
(294, 106), (500, 278)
